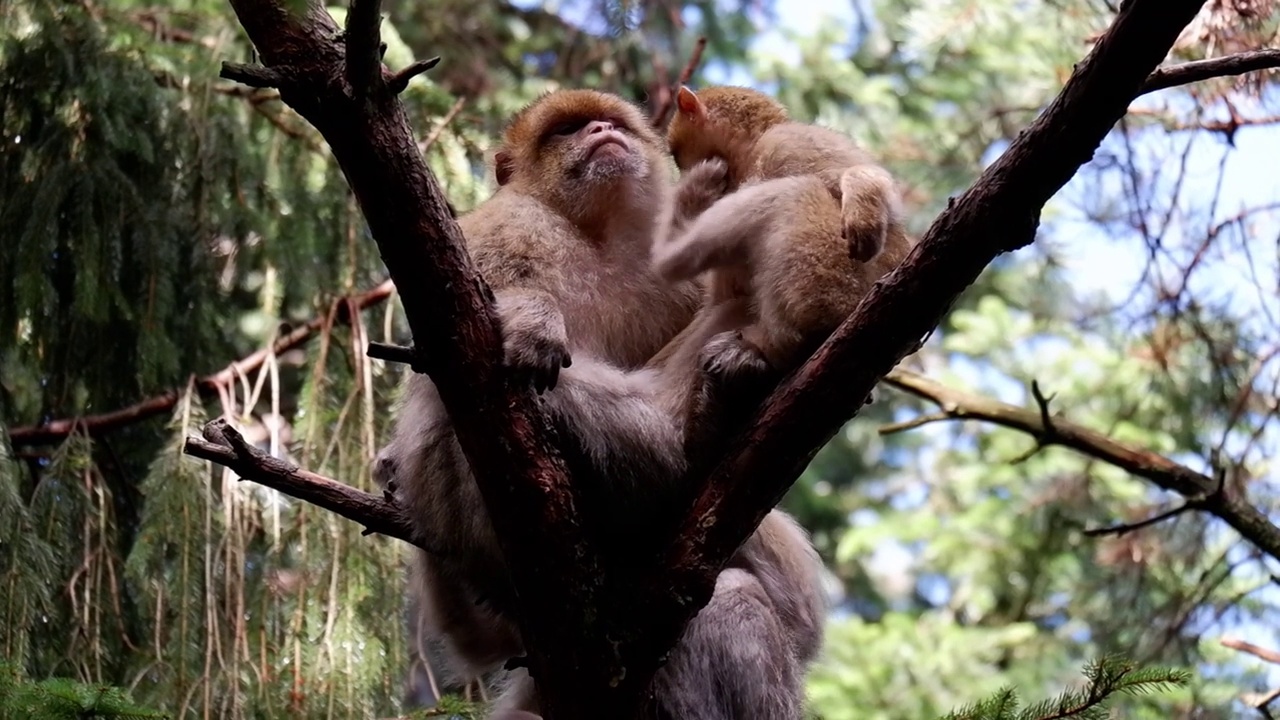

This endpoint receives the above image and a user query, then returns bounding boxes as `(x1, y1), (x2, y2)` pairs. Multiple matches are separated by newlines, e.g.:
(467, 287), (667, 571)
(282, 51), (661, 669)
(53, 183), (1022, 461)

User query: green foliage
(0, 661), (167, 720)
(938, 656), (1190, 720)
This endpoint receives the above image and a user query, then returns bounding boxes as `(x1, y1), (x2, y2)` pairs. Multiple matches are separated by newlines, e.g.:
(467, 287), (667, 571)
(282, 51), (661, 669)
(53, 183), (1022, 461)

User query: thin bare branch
(1223, 637), (1280, 665)
(185, 419), (428, 550)
(1141, 48), (1280, 94)
(650, 36), (707, 128)
(881, 368), (1280, 560)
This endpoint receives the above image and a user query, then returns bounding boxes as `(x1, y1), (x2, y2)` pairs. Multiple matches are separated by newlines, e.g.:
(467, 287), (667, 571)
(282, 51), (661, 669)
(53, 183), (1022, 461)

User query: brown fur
(657, 85), (914, 372)
(377, 89), (826, 720)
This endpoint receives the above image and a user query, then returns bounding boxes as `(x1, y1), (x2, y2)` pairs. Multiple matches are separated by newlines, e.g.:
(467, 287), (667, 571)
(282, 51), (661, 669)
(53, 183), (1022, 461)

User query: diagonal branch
(879, 369), (1280, 559)
(656, 0), (1216, 662)
(184, 418), (423, 549)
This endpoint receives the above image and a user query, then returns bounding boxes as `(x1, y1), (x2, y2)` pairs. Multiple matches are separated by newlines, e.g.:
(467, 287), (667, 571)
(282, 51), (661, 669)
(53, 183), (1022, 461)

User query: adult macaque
(378, 89), (825, 719)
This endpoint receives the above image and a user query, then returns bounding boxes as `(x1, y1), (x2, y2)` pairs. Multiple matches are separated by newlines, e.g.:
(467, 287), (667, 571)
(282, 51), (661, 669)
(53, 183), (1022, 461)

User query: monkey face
(495, 90), (662, 191)
(556, 118), (647, 183)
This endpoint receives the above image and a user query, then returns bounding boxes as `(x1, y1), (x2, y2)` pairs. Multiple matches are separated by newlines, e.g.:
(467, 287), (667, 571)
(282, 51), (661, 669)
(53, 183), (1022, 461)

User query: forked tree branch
(654, 0), (1217, 660)
(35, 0), (1279, 715)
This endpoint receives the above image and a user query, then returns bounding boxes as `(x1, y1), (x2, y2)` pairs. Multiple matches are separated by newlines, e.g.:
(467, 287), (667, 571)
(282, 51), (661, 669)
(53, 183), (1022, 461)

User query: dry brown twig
(1223, 637), (1280, 665)
(9, 281), (395, 446)
(649, 35), (708, 128)
(879, 368), (1280, 559)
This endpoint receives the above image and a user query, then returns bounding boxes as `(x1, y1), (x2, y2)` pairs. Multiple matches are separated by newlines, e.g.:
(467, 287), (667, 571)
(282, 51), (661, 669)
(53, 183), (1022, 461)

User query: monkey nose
(585, 120), (615, 134)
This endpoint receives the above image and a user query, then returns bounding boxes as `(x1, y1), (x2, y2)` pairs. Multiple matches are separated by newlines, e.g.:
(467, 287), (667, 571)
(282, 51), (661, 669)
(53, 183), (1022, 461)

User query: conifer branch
(7, 282), (396, 446)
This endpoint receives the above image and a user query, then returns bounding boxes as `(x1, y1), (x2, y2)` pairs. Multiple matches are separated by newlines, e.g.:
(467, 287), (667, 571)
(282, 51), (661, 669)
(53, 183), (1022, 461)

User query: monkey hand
(672, 157), (731, 222)
(837, 165), (898, 263)
(496, 291), (573, 393)
(699, 330), (780, 407)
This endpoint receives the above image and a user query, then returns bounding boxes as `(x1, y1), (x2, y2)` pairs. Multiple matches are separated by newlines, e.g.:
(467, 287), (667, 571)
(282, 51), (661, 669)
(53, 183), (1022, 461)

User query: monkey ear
(675, 86), (705, 120)
(494, 149), (515, 187)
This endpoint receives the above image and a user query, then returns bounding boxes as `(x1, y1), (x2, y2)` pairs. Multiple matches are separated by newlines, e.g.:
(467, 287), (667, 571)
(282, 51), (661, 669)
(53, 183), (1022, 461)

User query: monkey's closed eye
(549, 119), (589, 136)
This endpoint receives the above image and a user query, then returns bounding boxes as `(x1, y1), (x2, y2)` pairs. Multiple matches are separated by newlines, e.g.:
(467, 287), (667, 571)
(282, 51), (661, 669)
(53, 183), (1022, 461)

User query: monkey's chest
(562, 271), (695, 368)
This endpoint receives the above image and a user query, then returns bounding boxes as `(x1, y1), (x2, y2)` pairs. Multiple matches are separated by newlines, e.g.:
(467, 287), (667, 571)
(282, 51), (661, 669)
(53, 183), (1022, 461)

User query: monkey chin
(576, 146), (646, 185)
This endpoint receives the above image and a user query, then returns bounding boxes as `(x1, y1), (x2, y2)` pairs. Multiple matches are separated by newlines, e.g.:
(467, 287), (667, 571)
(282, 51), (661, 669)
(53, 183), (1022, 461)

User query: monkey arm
(658, 158), (731, 247)
(652, 177), (806, 281)
(493, 287), (572, 393)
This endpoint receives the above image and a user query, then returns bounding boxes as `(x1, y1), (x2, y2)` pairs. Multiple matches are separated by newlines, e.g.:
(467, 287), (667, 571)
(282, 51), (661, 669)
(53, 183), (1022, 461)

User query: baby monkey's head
(666, 85), (789, 173)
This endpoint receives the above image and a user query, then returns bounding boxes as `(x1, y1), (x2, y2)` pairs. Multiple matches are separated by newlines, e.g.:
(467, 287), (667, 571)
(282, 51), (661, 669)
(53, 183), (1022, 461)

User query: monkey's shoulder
(751, 122), (873, 180)
(459, 189), (584, 285)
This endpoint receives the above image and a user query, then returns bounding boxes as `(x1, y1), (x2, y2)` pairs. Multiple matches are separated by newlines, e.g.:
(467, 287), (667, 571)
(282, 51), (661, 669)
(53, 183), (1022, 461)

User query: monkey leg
(837, 164), (899, 263)
(488, 668), (541, 718)
(651, 568), (805, 720)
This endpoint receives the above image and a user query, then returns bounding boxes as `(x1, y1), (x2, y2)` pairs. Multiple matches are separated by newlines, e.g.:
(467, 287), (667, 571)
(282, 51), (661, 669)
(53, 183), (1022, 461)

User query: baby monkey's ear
(676, 86), (707, 121)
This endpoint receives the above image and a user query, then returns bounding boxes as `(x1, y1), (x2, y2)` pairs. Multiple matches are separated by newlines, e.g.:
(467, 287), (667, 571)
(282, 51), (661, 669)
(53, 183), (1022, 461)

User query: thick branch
(217, 3), (601, 716)
(345, 0), (384, 97)
(656, 0), (1213, 660)
(185, 418), (424, 549)
(880, 369), (1280, 559)
(8, 282), (395, 446)
(1141, 48), (1280, 94)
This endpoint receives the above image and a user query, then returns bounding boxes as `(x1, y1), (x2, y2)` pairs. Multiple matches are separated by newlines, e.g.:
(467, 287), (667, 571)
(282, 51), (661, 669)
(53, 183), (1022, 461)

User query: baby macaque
(656, 85), (915, 373)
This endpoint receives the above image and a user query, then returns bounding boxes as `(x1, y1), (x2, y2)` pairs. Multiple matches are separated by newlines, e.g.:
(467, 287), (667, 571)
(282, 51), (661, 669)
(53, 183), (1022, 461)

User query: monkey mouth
(585, 133), (629, 159)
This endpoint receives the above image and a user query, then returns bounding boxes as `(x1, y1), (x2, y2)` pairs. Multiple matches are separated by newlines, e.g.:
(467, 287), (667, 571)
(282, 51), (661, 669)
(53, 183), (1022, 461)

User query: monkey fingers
(674, 157), (731, 218)
(699, 330), (780, 406)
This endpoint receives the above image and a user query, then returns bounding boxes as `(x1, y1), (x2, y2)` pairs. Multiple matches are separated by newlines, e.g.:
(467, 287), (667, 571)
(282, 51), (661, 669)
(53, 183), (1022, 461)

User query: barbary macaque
(656, 85), (915, 373)
(376, 88), (826, 719)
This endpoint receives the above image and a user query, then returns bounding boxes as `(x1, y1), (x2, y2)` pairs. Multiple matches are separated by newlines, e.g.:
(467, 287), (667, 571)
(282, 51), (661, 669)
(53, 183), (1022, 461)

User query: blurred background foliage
(2, 0), (1280, 717)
